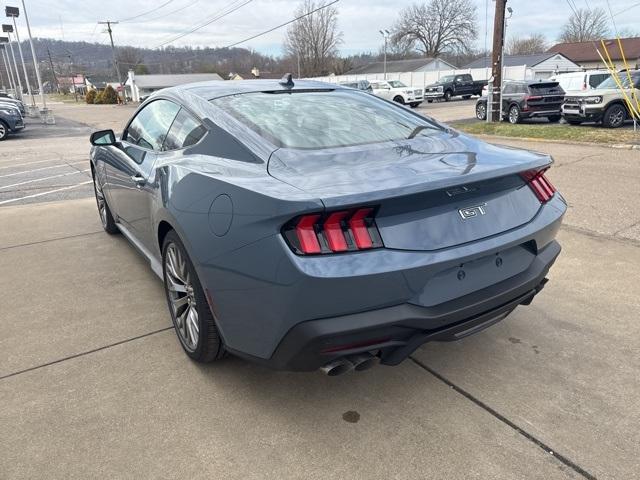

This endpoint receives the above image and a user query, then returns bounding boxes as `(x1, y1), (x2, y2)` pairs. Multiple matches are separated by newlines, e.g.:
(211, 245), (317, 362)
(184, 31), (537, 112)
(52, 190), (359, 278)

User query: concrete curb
(471, 134), (640, 151)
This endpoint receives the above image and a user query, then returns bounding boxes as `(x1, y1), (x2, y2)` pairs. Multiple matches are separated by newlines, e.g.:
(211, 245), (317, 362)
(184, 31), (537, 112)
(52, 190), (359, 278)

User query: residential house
(547, 37), (640, 70)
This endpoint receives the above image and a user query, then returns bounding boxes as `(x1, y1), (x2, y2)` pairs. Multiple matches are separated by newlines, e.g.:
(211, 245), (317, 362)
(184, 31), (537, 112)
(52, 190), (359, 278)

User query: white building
(346, 57), (458, 75)
(464, 53), (581, 80)
(126, 71), (224, 101)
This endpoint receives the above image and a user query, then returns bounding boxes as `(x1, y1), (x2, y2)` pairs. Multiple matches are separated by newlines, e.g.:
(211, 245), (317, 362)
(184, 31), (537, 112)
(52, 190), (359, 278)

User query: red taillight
(285, 207), (382, 255)
(295, 214), (322, 254)
(525, 95), (543, 102)
(324, 211), (349, 252)
(349, 207), (374, 249)
(521, 169), (556, 203)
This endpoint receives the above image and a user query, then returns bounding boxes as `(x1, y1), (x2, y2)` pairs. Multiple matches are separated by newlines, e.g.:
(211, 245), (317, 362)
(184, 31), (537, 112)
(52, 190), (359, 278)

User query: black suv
(476, 80), (565, 124)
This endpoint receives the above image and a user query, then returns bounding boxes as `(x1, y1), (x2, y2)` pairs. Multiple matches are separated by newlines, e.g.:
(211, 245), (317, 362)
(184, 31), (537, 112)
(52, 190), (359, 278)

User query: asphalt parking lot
(1, 102), (639, 479)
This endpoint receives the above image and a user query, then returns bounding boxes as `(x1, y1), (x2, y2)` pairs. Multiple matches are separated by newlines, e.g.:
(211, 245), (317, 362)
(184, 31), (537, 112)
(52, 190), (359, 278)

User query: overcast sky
(8, 0), (640, 55)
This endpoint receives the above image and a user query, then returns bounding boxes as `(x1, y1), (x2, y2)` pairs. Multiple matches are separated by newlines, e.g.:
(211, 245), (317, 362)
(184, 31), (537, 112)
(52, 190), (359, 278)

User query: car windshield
(213, 90), (441, 149)
(439, 76), (455, 83)
(387, 80), (407, 88)
(596, 72), (640, 89)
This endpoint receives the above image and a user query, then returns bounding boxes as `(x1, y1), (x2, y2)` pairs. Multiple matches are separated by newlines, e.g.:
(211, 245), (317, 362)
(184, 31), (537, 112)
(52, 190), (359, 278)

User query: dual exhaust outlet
(319, 352), (379, 376)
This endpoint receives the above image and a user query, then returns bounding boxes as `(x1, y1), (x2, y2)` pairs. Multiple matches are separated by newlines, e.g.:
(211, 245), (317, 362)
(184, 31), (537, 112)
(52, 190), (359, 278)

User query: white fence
(310, 65), (534, 89)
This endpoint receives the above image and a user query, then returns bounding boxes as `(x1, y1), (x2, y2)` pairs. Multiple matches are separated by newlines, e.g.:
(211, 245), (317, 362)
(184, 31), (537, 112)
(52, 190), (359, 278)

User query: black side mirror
(90, 129), (116, 146)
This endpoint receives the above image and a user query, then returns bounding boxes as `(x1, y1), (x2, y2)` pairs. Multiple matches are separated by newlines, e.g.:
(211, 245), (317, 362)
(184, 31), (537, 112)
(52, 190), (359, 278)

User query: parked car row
(473, 69), (640, 128)
(0, 92), (25, 141)
(339, 79), (424, 108)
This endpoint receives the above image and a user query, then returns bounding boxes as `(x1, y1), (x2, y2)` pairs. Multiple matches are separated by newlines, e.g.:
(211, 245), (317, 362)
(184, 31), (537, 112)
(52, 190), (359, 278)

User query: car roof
(175, 79), (343, 101)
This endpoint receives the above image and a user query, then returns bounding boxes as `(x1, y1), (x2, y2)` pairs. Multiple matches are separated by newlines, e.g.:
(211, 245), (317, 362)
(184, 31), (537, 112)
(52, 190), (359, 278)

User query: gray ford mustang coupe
(89, 76), (565, 376)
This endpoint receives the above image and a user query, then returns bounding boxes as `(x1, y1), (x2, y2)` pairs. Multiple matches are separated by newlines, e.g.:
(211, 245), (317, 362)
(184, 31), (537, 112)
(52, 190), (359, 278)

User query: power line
(614, 0), (640, 17)
(222, 0), (340, 49)
(118, 0), (178, 23)
(153, 0), (255, 48)
(122, 0), (200, 24)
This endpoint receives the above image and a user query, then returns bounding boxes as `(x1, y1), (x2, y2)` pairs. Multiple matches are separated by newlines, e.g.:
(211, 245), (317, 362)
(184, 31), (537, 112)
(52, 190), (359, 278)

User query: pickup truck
(424, 74), (488, 102)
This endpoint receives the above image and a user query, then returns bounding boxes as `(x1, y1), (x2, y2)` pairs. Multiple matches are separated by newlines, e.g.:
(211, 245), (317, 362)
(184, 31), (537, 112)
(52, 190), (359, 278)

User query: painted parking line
(0, 158), (84, 170)
(0, 169), (92, 191)
(0, 181), (93, 206)
(0, 161), (87, 179)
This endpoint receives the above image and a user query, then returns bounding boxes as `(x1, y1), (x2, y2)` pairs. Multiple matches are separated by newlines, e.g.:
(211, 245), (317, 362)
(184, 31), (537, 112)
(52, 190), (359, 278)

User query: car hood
(267, 130), (552, 208)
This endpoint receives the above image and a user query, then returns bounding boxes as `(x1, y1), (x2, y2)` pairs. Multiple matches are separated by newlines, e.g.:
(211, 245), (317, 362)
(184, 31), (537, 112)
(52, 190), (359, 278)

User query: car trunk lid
(269, 131), (551, 251)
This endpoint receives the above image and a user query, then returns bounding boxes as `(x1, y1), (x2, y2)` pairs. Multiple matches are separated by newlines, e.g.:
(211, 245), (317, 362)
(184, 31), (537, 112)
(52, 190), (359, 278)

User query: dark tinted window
(213, 90), (441, 149)
(163, 109), (206, 150)
(126, 100), (180, 152)
(589, 73), (610, 88)
(503, 83), (516, 94)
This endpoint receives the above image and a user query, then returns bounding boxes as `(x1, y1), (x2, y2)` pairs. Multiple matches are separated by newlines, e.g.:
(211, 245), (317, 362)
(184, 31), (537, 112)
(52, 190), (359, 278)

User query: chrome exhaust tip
(319, 359), (355, 376)
(347, 352), (379, 372)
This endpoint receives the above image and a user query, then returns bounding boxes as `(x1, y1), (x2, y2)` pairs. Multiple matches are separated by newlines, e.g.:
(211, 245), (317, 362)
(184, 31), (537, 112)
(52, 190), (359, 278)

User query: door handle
(131, 174), (146, 187)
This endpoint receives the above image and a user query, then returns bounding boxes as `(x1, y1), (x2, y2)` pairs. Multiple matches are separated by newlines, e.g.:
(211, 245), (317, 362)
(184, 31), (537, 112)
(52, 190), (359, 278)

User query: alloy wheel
(509, 106), (519, 124)
(476, 103), (486, 120)
(0, 123), (6, 140)
(165, 243), (199, 351)
(93, 178), (107, 227)
(609, 108), (625, 127)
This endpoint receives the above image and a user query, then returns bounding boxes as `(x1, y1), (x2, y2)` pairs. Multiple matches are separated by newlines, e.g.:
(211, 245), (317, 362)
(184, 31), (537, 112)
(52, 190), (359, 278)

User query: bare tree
(506, 34), (548, 55)
(391, 0), (477, 57)
(559, 7), (609, 43)
(116, 47), (148, 74)
(284, 0), (343, 77)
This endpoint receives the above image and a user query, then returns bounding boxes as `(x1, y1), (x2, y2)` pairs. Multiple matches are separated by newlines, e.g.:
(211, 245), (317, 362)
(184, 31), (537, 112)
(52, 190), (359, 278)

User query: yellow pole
(616, 37), (640, 115)
(598, 42), (639, 119)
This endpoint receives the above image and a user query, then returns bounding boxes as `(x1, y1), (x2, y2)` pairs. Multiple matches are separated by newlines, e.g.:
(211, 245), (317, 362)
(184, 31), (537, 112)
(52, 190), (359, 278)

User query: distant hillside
(4, 38), (288, 88)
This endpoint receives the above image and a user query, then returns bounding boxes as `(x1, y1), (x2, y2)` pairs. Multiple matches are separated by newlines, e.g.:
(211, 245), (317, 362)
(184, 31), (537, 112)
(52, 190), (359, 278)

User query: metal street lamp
(0, 40), (17, 94)
(2, 24), (23, 101)
(19, 1), (47, 110)
(379, 29), (390, 80)
(6, 7), (36, 110)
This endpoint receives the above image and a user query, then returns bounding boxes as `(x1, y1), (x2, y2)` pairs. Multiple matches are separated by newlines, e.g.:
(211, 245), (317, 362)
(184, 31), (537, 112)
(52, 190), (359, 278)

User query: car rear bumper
(521, 108), (562, 119)
(230, 239), (559, 371)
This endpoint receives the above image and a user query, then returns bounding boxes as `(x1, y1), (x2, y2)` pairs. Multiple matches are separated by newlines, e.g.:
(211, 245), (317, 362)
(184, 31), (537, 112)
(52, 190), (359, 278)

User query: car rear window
(212, 90), (441, 149)
(528, 82), (563, 94)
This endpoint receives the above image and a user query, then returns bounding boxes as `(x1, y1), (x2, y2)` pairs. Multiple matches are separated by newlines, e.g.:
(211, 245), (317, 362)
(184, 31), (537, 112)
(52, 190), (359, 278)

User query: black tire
(393, 96), (405, 105)
(427, 99), (433, 103)
(0, 120), (9, 141)
(508, 105), (521, 124)
(444, 90), (452, 102)
(92, 171), (119, 234)
(602, 104), (626, 128)
(162, 230), (225, 363)
(476, 102), (487, 120)
(566, 120), (582, 125)
(548, 115), (561, 123)
(462, 95), (472, 100)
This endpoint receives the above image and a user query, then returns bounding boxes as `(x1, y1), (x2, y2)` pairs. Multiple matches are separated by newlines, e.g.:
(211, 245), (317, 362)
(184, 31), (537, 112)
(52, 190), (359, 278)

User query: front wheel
(162, 231), (225, 363)
(393, 96), (405, 105)
(0, 121), (8, 141)
(476, 102), (487, 120)
(443, 90), (452, 102)
(602, 104), (626, 128)
(92, 172), (119, 234)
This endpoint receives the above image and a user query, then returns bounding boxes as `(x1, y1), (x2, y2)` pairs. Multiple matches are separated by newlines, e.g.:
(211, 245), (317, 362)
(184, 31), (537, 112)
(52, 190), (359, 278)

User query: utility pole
(489, 0), (507, 122)
(47, 47), (59, 93)
(98, 20), (124, 103)
(20, 0), (47, 110)
(6, 6), (35, 108)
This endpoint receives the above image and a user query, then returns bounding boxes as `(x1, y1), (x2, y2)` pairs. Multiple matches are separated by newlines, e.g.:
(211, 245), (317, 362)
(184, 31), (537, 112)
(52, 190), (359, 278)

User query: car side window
(125, 100), (180, 154)
(163, 108), (207, 151)
(503, 83), (514, 94)
(589, 74), (608, 88)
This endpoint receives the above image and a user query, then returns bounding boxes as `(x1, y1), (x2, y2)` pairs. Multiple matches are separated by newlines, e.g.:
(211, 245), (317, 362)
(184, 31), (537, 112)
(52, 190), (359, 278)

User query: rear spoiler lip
(316, 157), (553, 209)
